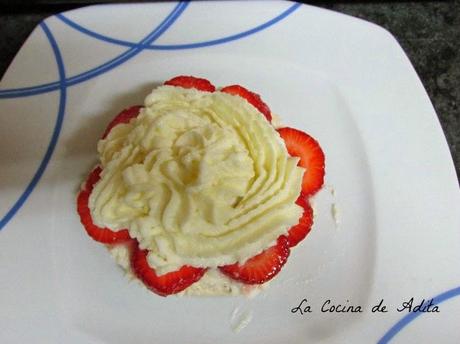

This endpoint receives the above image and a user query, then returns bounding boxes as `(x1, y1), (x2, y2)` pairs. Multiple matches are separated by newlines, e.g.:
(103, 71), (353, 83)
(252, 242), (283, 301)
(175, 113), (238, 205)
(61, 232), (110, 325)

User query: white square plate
(1, 2), (459, 343)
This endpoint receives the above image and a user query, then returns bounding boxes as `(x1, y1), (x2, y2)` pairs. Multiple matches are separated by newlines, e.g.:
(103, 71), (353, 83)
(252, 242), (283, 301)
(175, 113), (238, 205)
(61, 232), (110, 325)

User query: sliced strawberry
(286, 195), (314, 247)
(221, 84), (272, 122)
(102, 105), (142, 139)
(219, 236), (290, 284)
(277, 127), (325, 196)
(131, 243), (206, 296)
(164, 75), (216, 92)
(84, 166), (102, 192)
(77, 167), (131, 244)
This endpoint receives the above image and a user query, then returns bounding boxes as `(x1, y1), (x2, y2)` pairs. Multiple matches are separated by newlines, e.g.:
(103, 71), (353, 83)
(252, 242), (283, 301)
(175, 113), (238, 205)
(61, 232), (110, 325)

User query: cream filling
(90, 86), (304, 275)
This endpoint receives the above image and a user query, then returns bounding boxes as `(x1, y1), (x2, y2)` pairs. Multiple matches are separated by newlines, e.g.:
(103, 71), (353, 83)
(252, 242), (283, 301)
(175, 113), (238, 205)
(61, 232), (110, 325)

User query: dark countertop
(1, 1), (459, 182)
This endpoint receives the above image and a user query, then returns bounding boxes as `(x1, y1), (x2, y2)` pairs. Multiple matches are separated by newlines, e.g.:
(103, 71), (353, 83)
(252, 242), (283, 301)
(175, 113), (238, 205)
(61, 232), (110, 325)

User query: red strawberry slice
(277, 127), (325, 196)
(219, 236), (290, 284)
(164, 75), (216, 92)
(84, 165), (102, 192)
(102, 105), (142, 139)
(131, 243), (206, 296)
(221, 84), (272, 122)
(286, 195), (314, 247)
(77, 167), (131, 244)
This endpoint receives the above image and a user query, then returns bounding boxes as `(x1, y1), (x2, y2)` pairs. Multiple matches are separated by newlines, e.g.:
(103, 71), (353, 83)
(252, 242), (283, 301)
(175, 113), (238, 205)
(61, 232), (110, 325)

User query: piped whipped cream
(89, 86), (304, 275)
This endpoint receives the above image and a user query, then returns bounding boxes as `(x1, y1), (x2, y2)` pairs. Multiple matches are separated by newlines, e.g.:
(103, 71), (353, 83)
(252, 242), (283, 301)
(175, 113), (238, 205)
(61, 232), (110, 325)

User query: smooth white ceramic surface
(1, 2), (459, 343)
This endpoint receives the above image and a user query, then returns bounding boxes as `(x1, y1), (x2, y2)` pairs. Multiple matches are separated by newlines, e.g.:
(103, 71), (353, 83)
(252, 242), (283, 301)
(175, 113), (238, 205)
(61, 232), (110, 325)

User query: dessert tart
(76, 76), (325, 296)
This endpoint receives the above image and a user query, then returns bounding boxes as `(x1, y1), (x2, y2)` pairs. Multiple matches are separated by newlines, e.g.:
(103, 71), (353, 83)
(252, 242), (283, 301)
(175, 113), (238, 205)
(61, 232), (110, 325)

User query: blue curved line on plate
(0, 22), (67, 231)
(378, 286), (460, 343)
(0, 1), (298, 100)
(0, 1), (188, 99)
(0, 2), (188, 230)
(56, 2), (301, 50)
